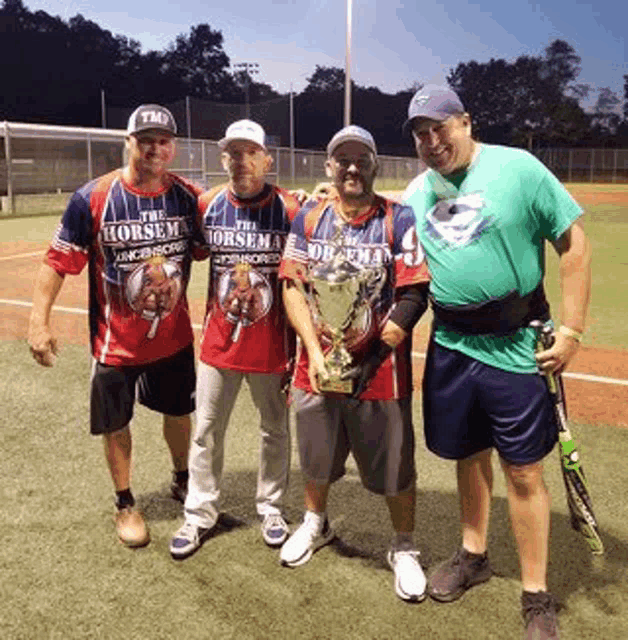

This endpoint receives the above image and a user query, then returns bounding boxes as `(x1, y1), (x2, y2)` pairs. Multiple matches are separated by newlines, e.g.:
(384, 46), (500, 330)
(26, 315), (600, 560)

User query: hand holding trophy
(303, 223), (385, 394)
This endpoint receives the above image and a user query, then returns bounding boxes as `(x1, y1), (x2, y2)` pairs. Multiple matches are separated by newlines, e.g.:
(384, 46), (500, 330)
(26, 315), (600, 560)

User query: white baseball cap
(219, 119), (267, 150)
(127, 104), (177, 136)
(327, 125), (377, 157)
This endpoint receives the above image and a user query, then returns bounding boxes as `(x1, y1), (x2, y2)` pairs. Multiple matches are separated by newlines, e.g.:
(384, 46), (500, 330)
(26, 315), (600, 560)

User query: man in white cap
(169, 119), (302, 559)
(277, 125), (431, 602)
(402, 85), (591, 639)
(28, 104), (206, 548)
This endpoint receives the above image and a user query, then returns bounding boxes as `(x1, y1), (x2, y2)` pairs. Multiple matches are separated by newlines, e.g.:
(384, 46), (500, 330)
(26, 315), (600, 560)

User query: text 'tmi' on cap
(127, 104), (177, 136)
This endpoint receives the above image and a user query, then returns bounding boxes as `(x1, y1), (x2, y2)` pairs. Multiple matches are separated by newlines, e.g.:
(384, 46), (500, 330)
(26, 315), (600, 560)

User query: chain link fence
(0, 121), (422, 216)
(534, 148), (628, 183)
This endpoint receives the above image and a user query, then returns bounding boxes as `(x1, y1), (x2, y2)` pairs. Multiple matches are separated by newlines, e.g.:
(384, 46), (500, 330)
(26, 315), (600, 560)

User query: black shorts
(422, 340), (558, 464)
(90, 344), (196, 435)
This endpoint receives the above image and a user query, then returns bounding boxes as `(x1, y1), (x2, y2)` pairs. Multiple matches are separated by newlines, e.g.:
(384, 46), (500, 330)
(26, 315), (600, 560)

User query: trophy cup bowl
(308, 259), (385, 394)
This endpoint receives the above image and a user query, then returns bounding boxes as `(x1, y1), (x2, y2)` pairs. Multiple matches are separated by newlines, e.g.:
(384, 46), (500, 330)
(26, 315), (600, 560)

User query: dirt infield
(3, 240), (628, 429)
(565, 184), (628, 206)
(381, 184), (628, 207)
(409, 324), (628, 428)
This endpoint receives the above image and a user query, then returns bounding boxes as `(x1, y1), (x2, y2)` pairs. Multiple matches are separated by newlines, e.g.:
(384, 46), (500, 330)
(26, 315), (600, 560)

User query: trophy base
(318, 377), (353, 394)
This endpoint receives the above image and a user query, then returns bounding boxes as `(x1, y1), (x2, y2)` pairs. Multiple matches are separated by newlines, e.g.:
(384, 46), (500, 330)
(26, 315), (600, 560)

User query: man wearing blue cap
(278, 125), (431, 602)
(402, 85), (592, 639)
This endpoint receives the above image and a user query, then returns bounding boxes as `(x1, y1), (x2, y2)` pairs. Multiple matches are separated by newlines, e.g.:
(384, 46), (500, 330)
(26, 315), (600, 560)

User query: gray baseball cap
(403, 85), (465, 131)
(327, 125), (377, 156)
(127, 104), (177, 136)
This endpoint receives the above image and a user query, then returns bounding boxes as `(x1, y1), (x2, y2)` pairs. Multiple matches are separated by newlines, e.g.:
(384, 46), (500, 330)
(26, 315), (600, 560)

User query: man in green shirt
(403, 85), (591, 640)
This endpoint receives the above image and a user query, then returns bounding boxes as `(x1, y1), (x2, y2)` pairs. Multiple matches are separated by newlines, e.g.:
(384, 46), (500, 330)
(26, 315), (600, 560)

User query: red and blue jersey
(197, 183), (301, 374)
(45, 169), (205, 366)
(279, 195), (429, 400)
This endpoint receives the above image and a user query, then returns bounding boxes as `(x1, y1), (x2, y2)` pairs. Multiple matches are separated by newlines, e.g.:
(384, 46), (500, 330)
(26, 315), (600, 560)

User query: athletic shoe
(170, 471), (188, 504)
(279, 513), (334, 567)
(169, 520), (214, 560)
(387, 548), (427, 602)
(261, 513), (290, 547)
(522, 591), (561, 640)
(115, 506), (150, 548)
(427, 547), (492, 602)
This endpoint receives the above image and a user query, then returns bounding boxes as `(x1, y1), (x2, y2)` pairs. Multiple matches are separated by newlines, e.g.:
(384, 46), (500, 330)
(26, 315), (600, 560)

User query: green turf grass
(543, 203), (628, 347)
(1, 340), (627, 639)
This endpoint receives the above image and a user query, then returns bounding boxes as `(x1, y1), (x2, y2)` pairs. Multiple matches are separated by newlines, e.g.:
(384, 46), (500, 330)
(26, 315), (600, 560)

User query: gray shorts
(291, 389), (416, 496)
(90, 344), (196, 435)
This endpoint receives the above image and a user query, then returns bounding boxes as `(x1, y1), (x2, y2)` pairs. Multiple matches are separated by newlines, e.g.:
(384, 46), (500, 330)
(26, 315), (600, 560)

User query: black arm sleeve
(388, 282), (429, 332)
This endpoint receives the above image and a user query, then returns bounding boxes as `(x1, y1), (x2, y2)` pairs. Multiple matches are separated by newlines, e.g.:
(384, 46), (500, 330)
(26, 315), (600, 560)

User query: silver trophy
(305, 223), (386, 393)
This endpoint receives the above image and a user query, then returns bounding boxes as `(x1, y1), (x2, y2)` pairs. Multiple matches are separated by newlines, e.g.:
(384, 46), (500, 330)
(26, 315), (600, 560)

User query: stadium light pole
(234, 62), (260, 118)
(344, 0), (353, 126)
(290, 83), (295, 185)
(186, 95), (192, 172)
(100, 89), (106, 128)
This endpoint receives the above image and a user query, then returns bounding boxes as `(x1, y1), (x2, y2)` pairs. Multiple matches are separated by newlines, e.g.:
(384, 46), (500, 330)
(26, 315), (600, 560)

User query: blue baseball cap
(403, 85), (465, 131)
(327, 125), (377, 156)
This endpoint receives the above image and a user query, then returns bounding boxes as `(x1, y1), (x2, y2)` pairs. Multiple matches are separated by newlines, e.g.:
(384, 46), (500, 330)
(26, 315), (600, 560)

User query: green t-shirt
(403, 144), (583, 373)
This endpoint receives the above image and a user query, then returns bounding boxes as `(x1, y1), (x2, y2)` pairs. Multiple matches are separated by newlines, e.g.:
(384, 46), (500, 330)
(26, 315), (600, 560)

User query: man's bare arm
(282, 280), (327, 392)
(536, 221), (592, 373)
(28, 263), (65, 367)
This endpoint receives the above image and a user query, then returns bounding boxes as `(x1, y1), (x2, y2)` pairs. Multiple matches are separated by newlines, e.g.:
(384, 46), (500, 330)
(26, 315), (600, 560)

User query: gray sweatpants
(184, 361), (290, 528)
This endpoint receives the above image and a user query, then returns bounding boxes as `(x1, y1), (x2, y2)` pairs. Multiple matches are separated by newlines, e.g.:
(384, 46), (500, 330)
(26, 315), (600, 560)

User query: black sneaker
(522, 591), (560, 640)
(427, 547), (492, 602)
(170, 471), (188, 503)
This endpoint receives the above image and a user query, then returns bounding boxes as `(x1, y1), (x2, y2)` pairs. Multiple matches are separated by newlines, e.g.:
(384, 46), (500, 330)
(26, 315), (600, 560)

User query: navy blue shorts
(422, 340), (558, 464)
(90, 344), (196, 435)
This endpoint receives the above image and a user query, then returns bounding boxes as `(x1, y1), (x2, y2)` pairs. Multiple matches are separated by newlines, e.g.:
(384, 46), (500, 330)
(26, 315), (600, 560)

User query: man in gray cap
(278, 125), (431, 602)
(402, 85), (592, 639)
(28, 104), (205, 549)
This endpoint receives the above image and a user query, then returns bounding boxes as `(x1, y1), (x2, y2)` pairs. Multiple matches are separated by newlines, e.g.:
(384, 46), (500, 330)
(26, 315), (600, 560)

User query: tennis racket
(531, 321), (604, 555)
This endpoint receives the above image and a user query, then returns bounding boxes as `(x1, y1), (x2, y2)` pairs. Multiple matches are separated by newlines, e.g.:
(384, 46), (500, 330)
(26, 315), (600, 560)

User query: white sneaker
(387, 548), (427, 602)
(169, 520), (214, 560)
(261, 513), (290, 547)
(280, 512), (334, 567)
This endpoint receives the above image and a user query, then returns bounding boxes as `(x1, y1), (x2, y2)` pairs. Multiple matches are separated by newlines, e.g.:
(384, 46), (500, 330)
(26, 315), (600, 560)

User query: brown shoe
(522, 591), (561, 639)
(115, 506), (150, 548)
(427, 547), (492, 602)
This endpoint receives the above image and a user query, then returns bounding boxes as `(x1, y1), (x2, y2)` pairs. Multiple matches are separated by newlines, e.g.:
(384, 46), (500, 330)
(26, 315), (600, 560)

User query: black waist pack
(430, 282), (550, 336)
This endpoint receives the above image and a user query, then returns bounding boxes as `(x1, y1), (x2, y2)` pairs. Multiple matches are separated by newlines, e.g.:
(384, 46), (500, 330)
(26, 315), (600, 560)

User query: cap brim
(402, 111), (455, 134)
(218, 136), (266, 151)
(328, 136), (376, 156)
(401, 117), (415, 134)
(129, 127), (176, 137)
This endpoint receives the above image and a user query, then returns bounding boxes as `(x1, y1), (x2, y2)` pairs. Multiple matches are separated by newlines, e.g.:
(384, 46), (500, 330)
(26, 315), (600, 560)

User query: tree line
(2, 0), (627, 155)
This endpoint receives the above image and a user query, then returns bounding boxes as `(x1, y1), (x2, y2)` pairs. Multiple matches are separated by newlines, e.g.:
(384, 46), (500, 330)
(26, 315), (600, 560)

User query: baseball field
(1, 183), (627, 639)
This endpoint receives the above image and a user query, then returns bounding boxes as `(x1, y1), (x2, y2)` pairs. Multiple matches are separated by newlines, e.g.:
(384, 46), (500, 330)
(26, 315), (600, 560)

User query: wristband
(559, 325), (583, 342)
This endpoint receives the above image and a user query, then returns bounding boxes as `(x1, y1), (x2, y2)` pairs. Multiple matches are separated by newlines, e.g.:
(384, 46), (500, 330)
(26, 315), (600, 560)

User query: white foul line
(410, 350), (628, 387)
(1, 297), (627, 388)
(0, 298), (205, 328)
(0, 251), (44, 261)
